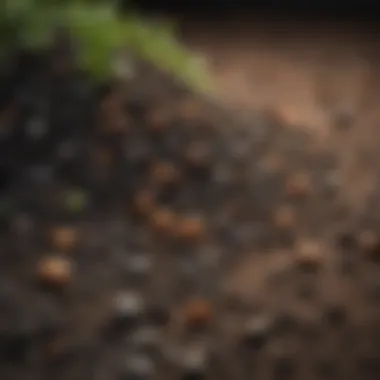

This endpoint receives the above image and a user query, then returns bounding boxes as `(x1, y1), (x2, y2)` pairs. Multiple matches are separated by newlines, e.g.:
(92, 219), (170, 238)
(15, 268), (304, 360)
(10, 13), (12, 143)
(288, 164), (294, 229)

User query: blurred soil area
(179, 17), (380, 298)
(2, 14), (380, 380)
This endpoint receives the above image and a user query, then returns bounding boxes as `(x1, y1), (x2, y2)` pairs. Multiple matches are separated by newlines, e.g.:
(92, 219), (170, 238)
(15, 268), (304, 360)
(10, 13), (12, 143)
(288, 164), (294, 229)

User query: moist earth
(0, 24), (380, 380)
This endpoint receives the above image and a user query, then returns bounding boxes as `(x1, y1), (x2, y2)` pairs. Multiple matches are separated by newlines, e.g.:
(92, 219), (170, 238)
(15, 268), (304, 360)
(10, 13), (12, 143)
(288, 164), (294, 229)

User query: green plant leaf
(0, 0), (214, 92)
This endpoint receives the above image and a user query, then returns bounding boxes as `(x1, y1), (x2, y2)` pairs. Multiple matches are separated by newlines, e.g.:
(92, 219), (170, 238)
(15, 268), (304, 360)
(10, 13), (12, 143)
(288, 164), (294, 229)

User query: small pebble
(180, 344), (208, 380)
(358, 230), (380, 261)
(175, 215), (206, 244)
(241, 314), (272, 349)
(26, 117), (47, 140)
(121, 354), (155, 380)
(259, 153), (284, 175)
(37, 255), (74, 287)
(149, 161), (181, 188)
(50, 226), (79, 252)
(212, 163), (233, 185)
(321, 169), (340, 198)
(149, 208), (178, 236)
(285, 172), (312, 199)
(111, 291), (145, 327)
(131, 326), (161, 353)
(28, 164), (53, 184)
(295, 239), (323, 271)
(126, 254), (153, 279)
(185, 141), (211, 169)
(133, 189), (156, 217)
(124, 139), (151, 164)
(182, 298), (213, 330)
(273, 205), (297, 230)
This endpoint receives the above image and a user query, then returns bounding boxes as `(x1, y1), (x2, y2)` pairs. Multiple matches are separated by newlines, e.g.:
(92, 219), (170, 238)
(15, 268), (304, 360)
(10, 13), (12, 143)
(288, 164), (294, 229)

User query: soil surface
(181, 16), (380, 296)
(1, 18), (380, 380)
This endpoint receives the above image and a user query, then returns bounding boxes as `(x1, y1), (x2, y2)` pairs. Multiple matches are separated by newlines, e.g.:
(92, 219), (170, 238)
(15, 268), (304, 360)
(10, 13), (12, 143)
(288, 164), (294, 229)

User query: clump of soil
(0, 47), (380, 380)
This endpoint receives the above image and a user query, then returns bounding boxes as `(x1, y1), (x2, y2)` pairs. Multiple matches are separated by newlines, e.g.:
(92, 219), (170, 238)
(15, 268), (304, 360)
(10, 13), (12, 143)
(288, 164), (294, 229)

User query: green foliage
(0, 0), (213, 92)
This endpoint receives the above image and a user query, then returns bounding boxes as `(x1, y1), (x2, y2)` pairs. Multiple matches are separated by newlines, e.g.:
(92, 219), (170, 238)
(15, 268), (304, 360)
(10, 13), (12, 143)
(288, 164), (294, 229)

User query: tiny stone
(27, 117), (47, 140)
(149, 208), (178, 236)
(273, 205), (297, 230)
(124, 140), (151, 163)
(322, 170), (340, 197)
(126, 254), (153, 280)
(37, 255), (74, 287)
(259, 153), (284, 175)
(28, 164), (53, 184)
(121, 354), (155, 380)
(182, 298), (213, 330)
(50, 226), (79, 252)
(358, 230), (380, 261)
(285, 172), (312, 199)
(180, 345), (208, 380)
(149, 161), (181, 188)
(212, 163), (233, 185)
(185, 141), (211, 169)
(131, 327), (161, 352)
(197, 245), (221, 269)
(295, 239), (323, 271)
(175, 216), (206, 244)
(133, 189), (156, 217)
(241, 314), (272, 349)
(111, 291), (145, 326)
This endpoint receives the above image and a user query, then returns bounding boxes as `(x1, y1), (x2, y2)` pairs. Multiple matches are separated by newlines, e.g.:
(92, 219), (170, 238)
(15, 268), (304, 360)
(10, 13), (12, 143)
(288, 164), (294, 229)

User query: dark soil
(0, 44), (380, 380)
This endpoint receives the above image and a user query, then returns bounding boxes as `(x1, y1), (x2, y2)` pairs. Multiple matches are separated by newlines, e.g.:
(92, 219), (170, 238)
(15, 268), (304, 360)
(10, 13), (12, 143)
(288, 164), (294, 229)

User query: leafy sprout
(0, 0), (213, 92)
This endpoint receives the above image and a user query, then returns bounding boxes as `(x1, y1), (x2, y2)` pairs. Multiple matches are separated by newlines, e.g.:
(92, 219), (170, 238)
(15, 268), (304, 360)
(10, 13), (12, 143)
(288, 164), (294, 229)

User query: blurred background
(130, 1), (380, 133)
